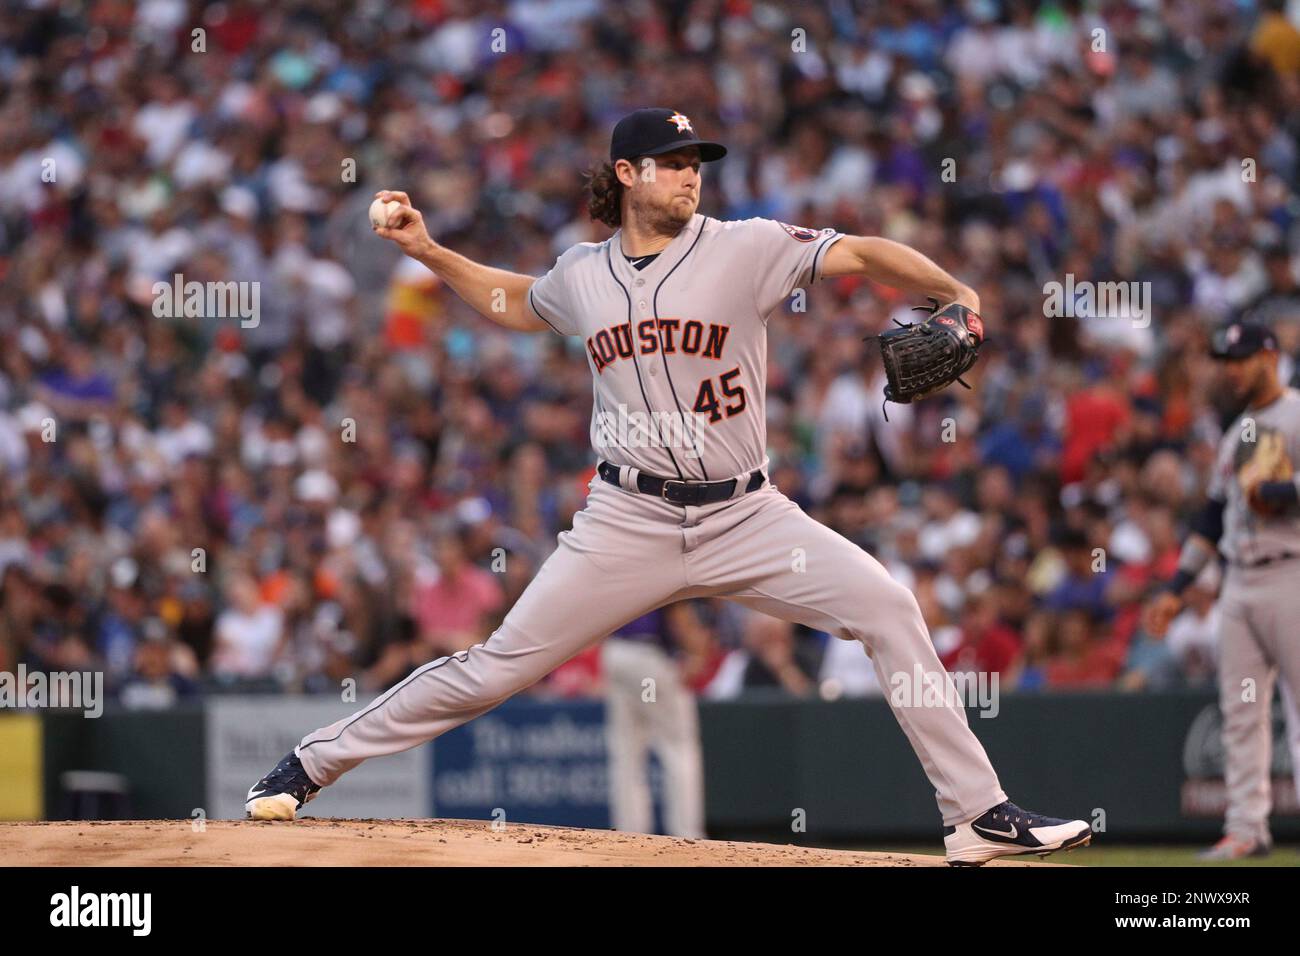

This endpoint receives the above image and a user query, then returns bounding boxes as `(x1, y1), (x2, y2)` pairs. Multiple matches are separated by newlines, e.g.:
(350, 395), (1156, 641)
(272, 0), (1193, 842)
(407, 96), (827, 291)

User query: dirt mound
(0, 819), (1072, 866)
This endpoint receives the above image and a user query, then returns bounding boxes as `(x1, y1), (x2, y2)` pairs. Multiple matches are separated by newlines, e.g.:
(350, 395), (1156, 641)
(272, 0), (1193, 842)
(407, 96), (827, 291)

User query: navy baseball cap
(1210, 321), (1278, 359)
(609, 108), (727, 164)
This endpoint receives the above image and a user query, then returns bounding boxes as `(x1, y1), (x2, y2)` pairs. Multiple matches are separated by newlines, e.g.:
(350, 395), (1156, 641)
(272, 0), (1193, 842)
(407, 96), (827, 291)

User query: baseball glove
(872, 298), (985, 414)
(1238, 431), (1294, 514)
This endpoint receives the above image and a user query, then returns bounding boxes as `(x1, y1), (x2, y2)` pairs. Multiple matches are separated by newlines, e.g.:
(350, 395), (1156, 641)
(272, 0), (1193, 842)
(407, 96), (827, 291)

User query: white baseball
(368, 198), (402, 229)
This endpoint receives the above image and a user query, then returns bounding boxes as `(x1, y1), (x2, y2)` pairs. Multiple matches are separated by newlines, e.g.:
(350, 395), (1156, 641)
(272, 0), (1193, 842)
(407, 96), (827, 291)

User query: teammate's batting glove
(871, 298), (985, 416)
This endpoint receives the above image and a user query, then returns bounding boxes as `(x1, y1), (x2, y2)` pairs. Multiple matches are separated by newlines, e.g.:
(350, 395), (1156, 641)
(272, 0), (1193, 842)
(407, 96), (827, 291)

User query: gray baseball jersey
(527, 214), (842, 479)
(1207, 386), (1300, 845)
(1209, 387), (1300, 566)
(289, 214), (1012, 829)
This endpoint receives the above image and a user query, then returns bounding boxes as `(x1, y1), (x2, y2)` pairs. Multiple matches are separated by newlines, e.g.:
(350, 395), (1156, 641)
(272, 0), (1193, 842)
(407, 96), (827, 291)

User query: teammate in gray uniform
(602, 605), (705, 839)
(245, 107), (1092, 865)
(1147, 320), (1300, 860)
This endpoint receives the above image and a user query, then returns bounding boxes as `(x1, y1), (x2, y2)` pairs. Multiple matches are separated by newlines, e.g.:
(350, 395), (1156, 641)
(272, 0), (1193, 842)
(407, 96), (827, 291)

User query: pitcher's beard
(630, 194), (695, 236)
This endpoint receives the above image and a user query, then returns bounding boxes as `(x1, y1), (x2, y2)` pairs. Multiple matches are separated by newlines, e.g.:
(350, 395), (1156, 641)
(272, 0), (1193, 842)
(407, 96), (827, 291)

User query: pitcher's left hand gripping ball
(874, 298), (985, 408)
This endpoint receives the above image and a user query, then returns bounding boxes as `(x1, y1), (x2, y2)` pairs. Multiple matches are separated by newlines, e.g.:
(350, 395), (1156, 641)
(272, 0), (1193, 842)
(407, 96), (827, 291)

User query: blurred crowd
(3, 0), (1300, 708)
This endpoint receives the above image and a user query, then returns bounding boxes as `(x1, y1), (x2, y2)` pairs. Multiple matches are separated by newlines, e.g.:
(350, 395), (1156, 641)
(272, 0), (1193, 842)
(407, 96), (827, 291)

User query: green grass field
(871, 844), (1300, 867)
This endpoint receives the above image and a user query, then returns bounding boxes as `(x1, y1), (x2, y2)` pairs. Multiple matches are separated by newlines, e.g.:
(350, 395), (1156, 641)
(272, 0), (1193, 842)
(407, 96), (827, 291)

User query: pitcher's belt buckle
(661, 479), (700, 505)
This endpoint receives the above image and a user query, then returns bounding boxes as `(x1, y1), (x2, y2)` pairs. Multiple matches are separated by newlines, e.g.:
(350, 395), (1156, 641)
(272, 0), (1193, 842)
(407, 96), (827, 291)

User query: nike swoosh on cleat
(973, 822), (1018, 840)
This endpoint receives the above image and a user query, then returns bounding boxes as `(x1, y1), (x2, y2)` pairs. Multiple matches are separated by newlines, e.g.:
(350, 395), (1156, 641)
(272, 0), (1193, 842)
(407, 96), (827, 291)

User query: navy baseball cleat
(944, 800), (1092, 866)
(245, 749), (322, 821)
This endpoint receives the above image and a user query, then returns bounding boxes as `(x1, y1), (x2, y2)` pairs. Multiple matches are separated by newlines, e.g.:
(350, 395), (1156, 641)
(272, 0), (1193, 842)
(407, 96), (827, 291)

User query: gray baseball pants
(602, 637), (705, 838)
(1216, 560), (1300, 844)
(296, 476), (1007, 826)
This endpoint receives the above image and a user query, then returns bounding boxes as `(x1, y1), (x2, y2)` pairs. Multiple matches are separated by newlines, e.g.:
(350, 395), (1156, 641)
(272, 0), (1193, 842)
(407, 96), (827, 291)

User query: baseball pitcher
(245, 108), (1092, 865)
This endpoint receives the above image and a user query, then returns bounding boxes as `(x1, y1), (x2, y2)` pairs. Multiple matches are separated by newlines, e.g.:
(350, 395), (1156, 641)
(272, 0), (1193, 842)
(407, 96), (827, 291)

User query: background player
(1146, 321), (1300, 860)
(602, 603), (706, 839)
(245, 107), (1093, 866)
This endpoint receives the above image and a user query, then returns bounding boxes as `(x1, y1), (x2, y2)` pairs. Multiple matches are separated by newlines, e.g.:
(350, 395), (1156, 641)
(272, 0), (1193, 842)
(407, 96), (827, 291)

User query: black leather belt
(597, 460), (765, 506)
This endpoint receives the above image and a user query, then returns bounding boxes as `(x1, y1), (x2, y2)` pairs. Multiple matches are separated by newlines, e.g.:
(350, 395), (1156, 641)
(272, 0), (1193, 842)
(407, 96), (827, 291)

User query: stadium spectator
(940, 590), (1022, 679)
(1, 0), (1298, 705)
(410, 529), (505, 655)
(120, 617), (200, 709)
(210, 573), (286, 682)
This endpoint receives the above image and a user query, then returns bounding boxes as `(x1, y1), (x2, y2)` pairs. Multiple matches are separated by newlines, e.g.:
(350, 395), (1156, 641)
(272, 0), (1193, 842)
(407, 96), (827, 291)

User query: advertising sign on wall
(206, 697), (429, 820)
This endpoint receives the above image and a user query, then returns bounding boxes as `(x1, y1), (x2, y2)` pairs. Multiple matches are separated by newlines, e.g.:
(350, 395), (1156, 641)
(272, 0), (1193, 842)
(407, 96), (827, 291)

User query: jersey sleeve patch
(778, 222), (826, 242)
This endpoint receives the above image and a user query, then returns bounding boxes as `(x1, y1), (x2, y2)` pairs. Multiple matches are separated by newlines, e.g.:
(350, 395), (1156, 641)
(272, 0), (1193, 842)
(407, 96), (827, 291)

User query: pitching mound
(0, 819), (1071, 866)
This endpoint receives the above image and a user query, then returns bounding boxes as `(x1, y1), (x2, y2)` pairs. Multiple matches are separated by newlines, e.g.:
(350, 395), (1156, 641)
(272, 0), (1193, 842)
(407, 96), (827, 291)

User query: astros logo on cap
(667, 111), (694, 133)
